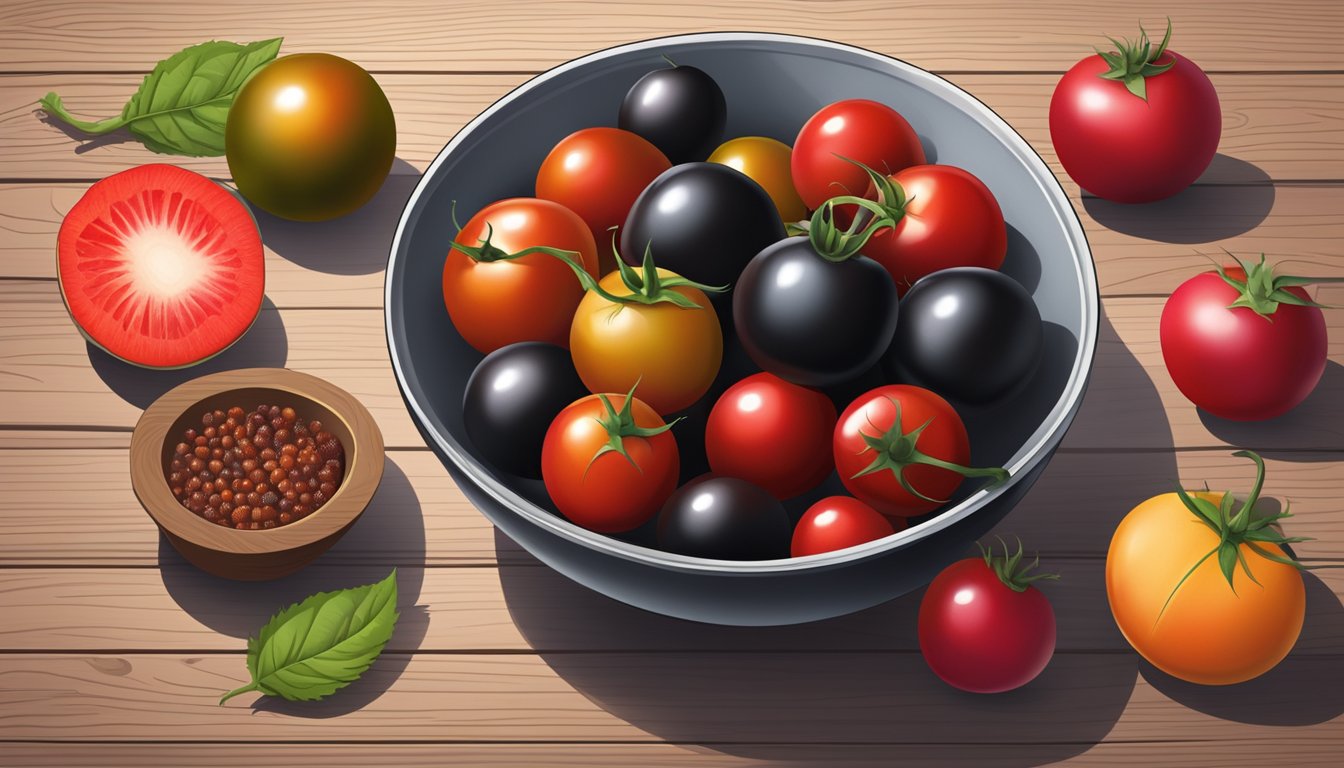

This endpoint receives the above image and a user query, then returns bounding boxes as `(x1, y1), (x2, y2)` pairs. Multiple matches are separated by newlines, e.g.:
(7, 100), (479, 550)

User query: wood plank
(7, 73), (1342, 182)
(9, 741), (1344, 768)
(4, 181), (1342, 308)
(1, 0), (1341, 73)
(1, 448), (1340, 565)
(0, 652), (1341, 744)
(2, 280), (1341, 451)
(1, 559), (1340, 653)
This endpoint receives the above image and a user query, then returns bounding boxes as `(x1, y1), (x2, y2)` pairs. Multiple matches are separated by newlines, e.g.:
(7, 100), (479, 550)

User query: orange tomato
(1106, 479), (1305, 685)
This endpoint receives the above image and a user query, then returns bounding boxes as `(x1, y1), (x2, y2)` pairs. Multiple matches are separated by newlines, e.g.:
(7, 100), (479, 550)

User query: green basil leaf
(39, 37), (282, 157)
(220, 569), (399, 705)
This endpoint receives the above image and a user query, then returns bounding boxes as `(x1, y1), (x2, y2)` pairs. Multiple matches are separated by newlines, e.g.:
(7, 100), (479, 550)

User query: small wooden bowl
(130, 368), (384, 581)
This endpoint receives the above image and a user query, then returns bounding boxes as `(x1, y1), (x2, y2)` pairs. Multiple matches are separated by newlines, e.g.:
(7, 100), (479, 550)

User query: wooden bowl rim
(129, 367), (385, 555)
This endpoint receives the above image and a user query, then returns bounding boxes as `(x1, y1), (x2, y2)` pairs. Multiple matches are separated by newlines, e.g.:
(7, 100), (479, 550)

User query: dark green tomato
(734, 237), (899, 387)
(656, 476), (791, 560)
(883, 267), (1043, 404)
(620, 163), (784, 291)
(618, 64), (726, 164)
(226, 53), (396, 222)
(463, 342), (588, 478)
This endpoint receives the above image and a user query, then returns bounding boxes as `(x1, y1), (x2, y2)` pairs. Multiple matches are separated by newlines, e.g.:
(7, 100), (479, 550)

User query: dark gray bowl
(386, 33), (1098, 625)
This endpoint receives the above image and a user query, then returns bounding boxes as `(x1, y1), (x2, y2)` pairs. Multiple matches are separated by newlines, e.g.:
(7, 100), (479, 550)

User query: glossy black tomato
(656, 475), (791, 560)
(883, 267), (1043, 404)
(734, 236), (899, 387)
(463, 342), (588, 478)
(620, 163), (784, 291)
(618, 62), (726, 164)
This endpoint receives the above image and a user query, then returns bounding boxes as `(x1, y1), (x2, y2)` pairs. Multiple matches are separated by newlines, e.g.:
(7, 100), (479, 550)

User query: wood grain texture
(3, 280), (1341, 451)
(1, 448), (1341, 565)
(2, 0), (1342, 73)
(7, 73), (1342, 181)
(0, 652), (1340, 744)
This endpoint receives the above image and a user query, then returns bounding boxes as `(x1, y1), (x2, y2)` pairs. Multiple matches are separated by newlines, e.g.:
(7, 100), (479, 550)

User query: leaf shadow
(35, 108), (141, 154)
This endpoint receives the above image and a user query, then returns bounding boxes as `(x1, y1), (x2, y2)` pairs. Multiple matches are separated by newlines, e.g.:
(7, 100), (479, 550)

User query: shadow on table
(1141, 572), (1344, 726)
(496, 308), (1167, 767)
(88, 295), (288, 409)
(1081, 155), (1273, 242)
(1198, 361), (1344, 459)
(159, 457), (427, 716)
(37, 108), (138, 154)
(253, 161), (420, 276)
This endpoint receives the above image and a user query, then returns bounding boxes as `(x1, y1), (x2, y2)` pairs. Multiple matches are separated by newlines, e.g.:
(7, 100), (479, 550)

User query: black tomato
(620, 163), (784, 291)
(656, 476), (791, 560)
(462, 342), (588, 478)
(883, 267), (1043, 404)
(733, 236), (899, 387)
(618, 62), (726, 164)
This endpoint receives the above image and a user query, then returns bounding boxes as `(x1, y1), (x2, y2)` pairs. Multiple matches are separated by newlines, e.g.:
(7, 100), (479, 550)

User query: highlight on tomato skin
(790, 496), (901, 558)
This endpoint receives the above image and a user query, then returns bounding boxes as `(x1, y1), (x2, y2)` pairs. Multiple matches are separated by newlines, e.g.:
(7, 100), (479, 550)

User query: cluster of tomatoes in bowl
(444, 58), (1044, 562)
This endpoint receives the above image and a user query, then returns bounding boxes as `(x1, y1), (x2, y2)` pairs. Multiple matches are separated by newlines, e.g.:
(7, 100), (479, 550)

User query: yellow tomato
(1106, 487), (1305, 685)
(709, 137), (808, 223)
(570, 269), (722, 414)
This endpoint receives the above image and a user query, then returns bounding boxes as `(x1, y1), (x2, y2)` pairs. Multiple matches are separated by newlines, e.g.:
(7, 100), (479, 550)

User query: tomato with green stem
(833, 384), (1008, 517)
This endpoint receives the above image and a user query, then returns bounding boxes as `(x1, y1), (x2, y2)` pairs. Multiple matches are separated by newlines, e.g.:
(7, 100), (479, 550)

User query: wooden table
(2, 1), (1341, 765)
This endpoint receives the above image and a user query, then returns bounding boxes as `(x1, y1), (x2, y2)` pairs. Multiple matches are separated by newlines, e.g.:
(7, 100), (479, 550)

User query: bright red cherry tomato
(791, 496), (902, 557)
(791, 99), (925, 212)
(536, 127), (670, 273)
(1160, 257), (1330, 421)
(861, 165), (1006, 294)
(833, 385), (1007, 517)
(918, 542), (1058, 693)
(705, 373), (837, 499)
(541, 390), (679, 533)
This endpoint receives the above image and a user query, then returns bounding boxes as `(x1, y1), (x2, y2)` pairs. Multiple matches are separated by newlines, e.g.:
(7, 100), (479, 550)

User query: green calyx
(1096, 18), (1175, 101)
(803, 157), (908, 263)
(449, 201), (581, 265)
(979, 537), (1060, 593)
(1158, 451), (1310, 622)
(1214, 252), (1342, 320)
(587, 381), (679, 472)
(555, 235), (726, 310)
(850, 396), (1010, 504)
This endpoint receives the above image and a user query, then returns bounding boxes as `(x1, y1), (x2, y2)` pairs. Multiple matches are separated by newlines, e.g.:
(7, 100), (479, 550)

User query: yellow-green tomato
(708, 136), (808, 223)
(226, 53), (395, 221)
(570, 269), (722, 415)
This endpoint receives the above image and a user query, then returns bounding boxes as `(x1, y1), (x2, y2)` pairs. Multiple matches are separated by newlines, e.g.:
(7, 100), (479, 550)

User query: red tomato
(833, 385), (1006, 517)
(705, 373), (837, 499)
(791, 496), (902, 557)
(791, 99), (925, 212)
(541, 391), (679, 533)
(918, 543), (1058, 693)
(862, 164), (1006, 294)
(1049, 23), (1219, 203)
(443, 198), (598, 354)
(1160, 259), (1328, 421)
(536, 127), (670, 273)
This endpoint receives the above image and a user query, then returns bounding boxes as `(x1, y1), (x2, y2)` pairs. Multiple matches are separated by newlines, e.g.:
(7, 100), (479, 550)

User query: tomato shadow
(1001, 223), (1041, 295)
(1197, 361), (1344, 457)
(1139, 572), (1344, 726)
(1080, 155), (1273, 243)
(158, 458), (427, 716)
(88, 295), (288, 409)
(254, 160), (419, 276)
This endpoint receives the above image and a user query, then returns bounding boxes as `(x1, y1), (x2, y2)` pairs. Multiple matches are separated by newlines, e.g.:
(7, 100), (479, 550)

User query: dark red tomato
(833, 385), (1006, 517)
(791, 99), (925, 212)
(541, 391), (679, 533)
(1160, 259), (1329, 421)
(536, 127), (671, 273)
(791, 496), (902, 557)
(705, 373), (837, 499)
(918, 543), (1058, 693)
(863, 165), (1006, 294)
(1049, 23), (1219, 203)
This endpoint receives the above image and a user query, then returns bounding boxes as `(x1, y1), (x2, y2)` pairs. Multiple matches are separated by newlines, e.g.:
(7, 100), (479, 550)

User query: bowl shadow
(89, 296), (288, 409)
(159, 458), (426, 716)
(1198, 361), (1344, 458)
(1081, 155), (1274, 243)
(252, 160), (420, 276)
